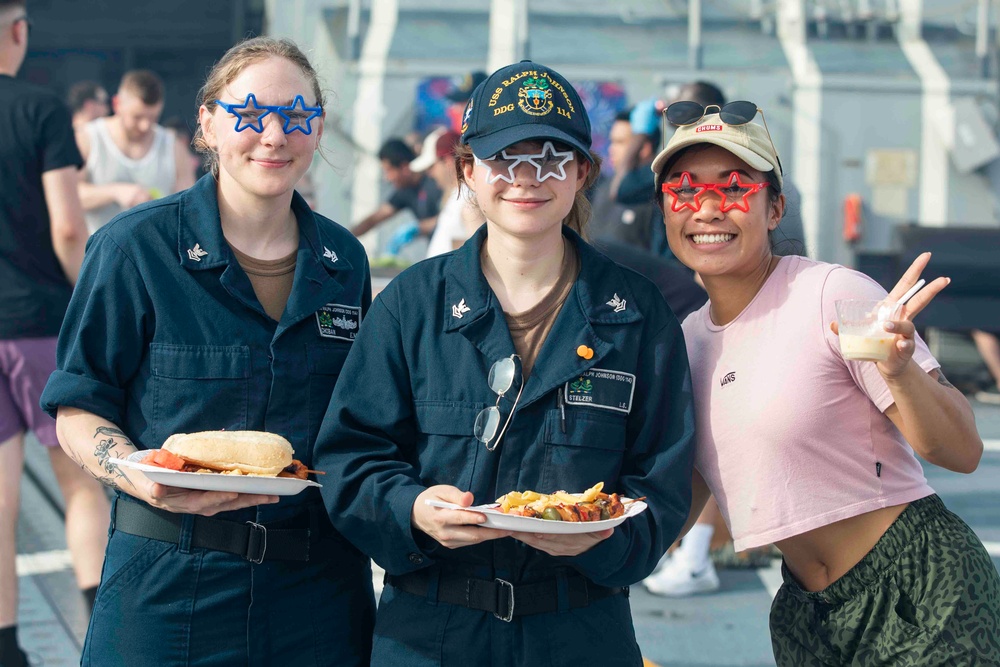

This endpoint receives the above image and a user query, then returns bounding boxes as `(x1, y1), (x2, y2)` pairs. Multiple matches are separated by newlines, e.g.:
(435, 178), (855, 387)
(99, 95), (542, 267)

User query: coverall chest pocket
(540, 409), (627, 493)
(150, 344), (250, 443)
(306, 343), (351, 444)
(413, 401), (481, 491)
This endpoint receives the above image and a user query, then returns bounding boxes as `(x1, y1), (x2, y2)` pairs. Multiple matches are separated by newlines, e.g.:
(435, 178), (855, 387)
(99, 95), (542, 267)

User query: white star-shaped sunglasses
(474, 141), (575, 184)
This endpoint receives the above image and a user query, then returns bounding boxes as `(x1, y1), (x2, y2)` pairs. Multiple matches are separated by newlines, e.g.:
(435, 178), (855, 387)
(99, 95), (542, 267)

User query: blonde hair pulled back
(194, 37), (324, 177)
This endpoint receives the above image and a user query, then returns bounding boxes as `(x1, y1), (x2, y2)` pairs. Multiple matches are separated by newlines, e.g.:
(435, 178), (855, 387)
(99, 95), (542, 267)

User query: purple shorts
(0, 337), (59, 447)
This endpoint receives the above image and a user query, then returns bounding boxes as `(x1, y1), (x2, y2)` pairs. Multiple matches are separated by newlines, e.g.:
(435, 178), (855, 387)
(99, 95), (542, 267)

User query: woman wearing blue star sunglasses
(41, 37), (375, 666)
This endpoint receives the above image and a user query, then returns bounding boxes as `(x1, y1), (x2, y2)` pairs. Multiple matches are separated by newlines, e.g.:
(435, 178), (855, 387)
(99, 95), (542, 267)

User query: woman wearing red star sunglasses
(649, 101), (1000, 664)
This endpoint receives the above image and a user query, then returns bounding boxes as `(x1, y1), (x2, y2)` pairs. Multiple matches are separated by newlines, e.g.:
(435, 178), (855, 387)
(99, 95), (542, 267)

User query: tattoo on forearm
(93, 426), (136, 490)
(935, 370), (955, 390)
(67, 447), (88, 471)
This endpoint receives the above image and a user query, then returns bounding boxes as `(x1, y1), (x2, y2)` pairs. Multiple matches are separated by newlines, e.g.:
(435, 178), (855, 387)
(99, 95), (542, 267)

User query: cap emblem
(518, 76), (553, 117)
(696, 124), (723, 133)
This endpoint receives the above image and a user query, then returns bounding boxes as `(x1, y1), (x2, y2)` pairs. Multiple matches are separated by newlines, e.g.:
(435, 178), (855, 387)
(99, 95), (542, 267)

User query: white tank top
(83, 117), (176, 234)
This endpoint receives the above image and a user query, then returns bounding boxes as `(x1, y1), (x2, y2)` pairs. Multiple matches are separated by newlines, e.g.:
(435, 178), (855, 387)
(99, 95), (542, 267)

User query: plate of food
(109, 430), (323, 496)
(424, 482), (647, 534)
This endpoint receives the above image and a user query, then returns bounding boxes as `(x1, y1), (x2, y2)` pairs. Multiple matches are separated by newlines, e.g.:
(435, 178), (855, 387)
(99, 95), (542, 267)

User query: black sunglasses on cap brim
(662, 100), (783, 175)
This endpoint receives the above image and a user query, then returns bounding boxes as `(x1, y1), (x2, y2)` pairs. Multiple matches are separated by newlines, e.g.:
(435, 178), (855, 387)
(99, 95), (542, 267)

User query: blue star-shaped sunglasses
(214, 93), (323, 135)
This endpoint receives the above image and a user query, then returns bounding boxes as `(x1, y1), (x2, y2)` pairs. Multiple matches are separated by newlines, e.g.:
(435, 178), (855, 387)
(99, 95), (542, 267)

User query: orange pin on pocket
(576, 345), (594, 360)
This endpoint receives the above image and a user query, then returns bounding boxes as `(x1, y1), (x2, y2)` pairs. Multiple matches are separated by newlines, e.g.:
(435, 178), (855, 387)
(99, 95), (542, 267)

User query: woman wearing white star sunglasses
(648, 102), (999, 664)
(314, 61), (696, 666)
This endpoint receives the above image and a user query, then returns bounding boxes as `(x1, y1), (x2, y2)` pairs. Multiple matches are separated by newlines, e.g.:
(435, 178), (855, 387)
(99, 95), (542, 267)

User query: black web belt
(385, 567), (627, 622)
(113, 500), (314, 563)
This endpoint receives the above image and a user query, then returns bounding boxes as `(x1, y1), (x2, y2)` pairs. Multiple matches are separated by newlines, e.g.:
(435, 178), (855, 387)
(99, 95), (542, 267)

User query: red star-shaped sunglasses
(662, 171), (769, 213)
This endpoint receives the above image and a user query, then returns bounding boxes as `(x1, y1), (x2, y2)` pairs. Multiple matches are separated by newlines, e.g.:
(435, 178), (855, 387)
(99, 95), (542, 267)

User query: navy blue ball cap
(460, 60), (593, 163)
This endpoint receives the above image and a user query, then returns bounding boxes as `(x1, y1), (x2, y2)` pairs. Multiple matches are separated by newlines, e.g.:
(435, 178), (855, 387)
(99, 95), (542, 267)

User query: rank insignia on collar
(323, 247), (338, 263)
(606, 293), (626, 313)
(452, 299), (471, 319)
(187, 244), (208, 262)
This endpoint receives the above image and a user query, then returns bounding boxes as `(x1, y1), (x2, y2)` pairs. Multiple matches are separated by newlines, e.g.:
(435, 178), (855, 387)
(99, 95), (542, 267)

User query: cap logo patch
(696, 124), (723, 133)
(488, 69), (576, 120)
(519, 76), (553, 116)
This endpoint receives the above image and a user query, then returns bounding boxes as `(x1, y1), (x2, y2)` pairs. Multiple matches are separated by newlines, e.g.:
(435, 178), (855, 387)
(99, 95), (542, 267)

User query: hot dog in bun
(146, 430), (297, 476)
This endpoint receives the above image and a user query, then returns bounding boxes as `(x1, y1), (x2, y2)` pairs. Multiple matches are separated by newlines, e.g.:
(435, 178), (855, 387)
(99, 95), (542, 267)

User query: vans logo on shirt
(720, 371), (736, 387)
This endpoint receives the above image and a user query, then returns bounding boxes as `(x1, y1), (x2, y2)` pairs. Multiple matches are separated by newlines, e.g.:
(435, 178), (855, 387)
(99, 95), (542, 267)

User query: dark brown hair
(453, 142), (602, 238)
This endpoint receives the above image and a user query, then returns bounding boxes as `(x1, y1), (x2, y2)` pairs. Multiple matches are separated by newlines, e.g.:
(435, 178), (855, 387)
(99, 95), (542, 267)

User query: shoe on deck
(975, 384), (1000, 405)
(643, 554), (720, 597)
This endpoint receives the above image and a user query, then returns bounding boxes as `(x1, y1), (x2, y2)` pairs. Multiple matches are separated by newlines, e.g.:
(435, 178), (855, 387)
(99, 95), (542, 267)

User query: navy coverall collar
(175, 175), (355, 335)
(443, 225), (644, 408)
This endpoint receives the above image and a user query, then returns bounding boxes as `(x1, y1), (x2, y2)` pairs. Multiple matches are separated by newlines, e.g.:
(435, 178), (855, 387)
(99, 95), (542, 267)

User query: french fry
(579, 481), (604, 502)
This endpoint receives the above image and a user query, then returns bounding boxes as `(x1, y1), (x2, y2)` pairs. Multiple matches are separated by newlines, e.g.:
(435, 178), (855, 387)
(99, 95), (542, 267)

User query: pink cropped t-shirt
(683, 256), (937, 551)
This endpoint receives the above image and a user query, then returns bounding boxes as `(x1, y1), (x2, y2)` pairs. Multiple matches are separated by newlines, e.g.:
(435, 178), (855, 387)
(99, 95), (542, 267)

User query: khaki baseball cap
(409, 128), (462, 173)
(650, 113), (783, 188)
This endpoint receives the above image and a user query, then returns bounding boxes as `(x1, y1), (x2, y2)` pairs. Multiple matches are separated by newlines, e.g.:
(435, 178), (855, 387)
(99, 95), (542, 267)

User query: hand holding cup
(832, 252), (950, 378)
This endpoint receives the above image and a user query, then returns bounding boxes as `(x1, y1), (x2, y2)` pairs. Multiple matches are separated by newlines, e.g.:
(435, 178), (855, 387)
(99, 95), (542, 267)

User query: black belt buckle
(494, 578), (514, 622)
(245, 521), (267, 564)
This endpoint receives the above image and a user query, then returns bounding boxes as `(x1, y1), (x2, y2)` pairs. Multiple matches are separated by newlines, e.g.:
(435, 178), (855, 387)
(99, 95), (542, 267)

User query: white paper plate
(423, 498), (647, 534)
(109, 450), (322, 496)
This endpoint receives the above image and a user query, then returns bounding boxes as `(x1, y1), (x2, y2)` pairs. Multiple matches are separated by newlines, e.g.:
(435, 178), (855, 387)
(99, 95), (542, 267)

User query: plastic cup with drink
(834, 279), (925, 362)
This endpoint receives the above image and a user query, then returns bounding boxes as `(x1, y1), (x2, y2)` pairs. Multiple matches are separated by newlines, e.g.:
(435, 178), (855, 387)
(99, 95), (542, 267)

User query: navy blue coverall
(314, 226), (695, 667)
(41, 175), (375, 666)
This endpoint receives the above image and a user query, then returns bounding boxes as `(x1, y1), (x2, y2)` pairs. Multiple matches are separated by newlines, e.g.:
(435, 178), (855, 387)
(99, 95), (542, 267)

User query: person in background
(589, 108), (708, 324)
(351, 137), (442, 243)
(971, 329), (1000, 404)
(589, 109), (660, 251)
(40, 36), (375, 666)
(648, 101), (998, 663)
(0, 3), (109, 665)
(314, 60), (695, 666)
(415, 127), (482, 258)
(161, 115), (204, 181)
(76, 69), (195, 234)
(66, 80), (109, 130)
(444, 70), (486, 133)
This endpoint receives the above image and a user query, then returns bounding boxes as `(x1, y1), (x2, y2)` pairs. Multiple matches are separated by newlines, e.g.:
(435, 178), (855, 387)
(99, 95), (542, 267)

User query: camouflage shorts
(769, 495), (1000, 666)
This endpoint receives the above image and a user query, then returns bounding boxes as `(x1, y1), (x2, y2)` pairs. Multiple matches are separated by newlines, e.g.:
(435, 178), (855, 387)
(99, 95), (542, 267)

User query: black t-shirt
(589, 176), (655, 250)
(387, 174), (442, 221)
(0, 75), (83, 339)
